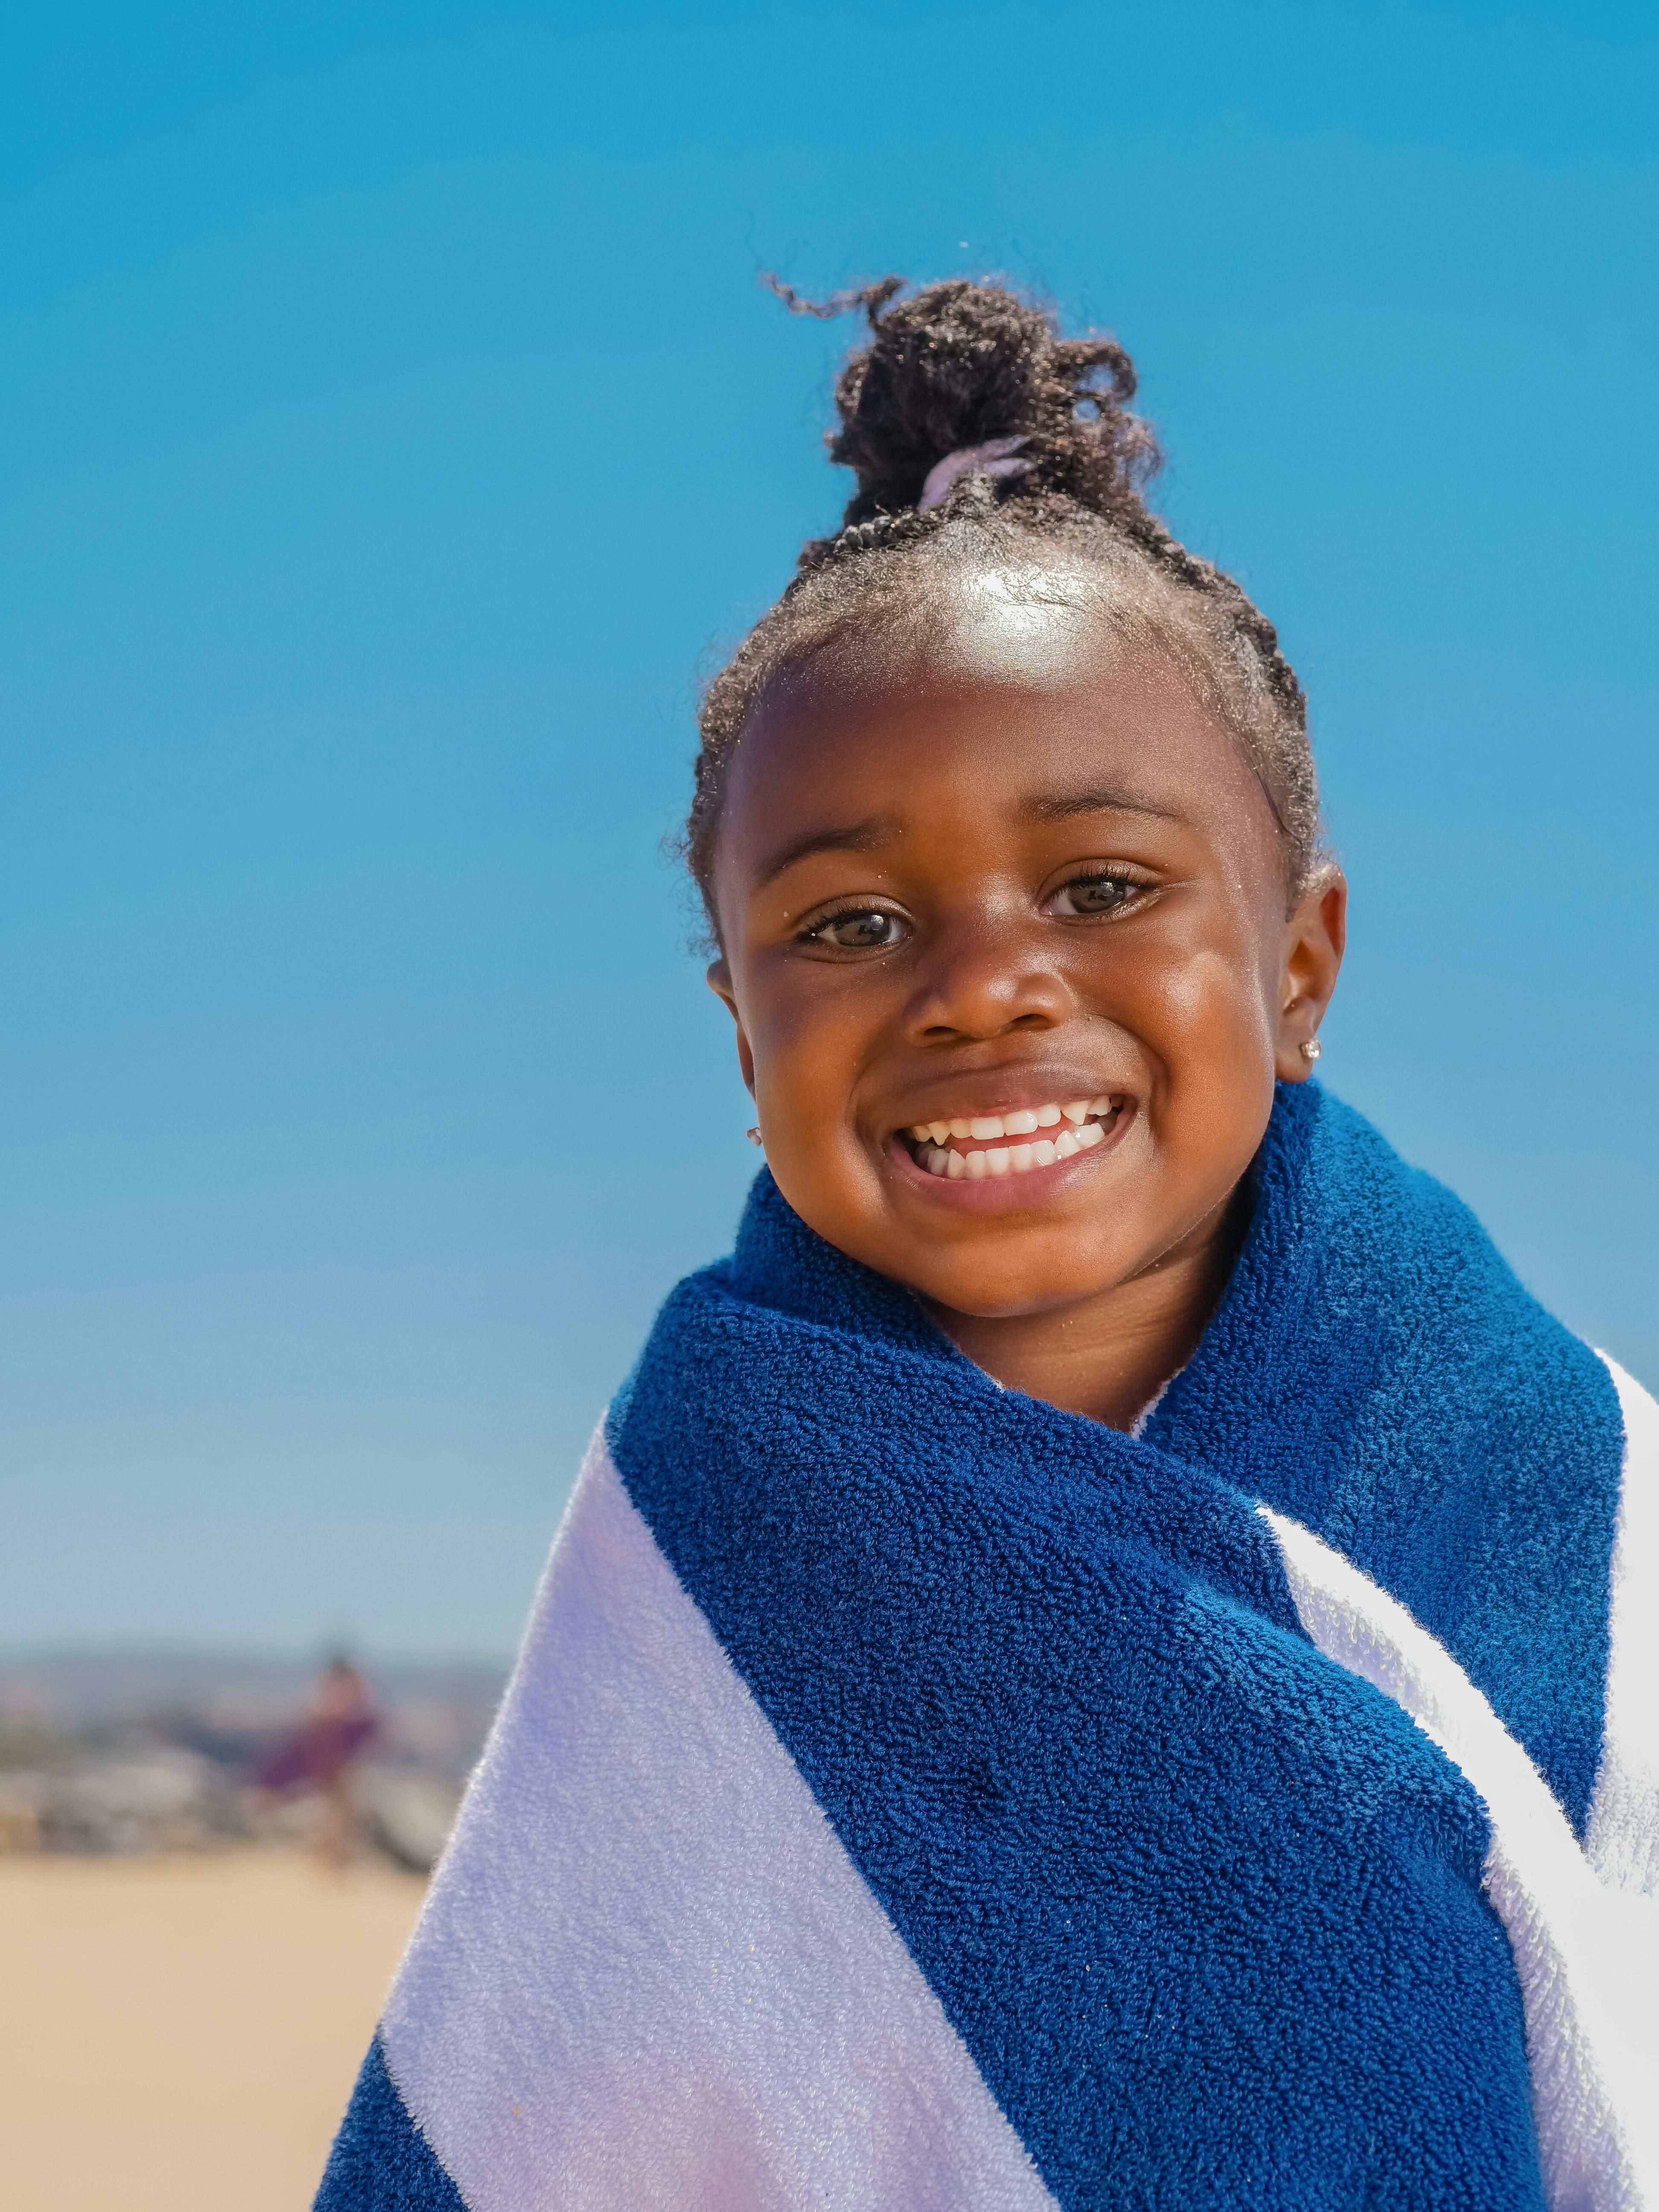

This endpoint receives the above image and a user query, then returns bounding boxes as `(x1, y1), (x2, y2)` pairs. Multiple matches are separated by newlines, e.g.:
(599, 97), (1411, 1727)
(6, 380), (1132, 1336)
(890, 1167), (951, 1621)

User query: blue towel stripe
(602, 1083), (1624, 2206)
(314, 2035), (466, 2211)
(1146, 1083), (1622, 1830)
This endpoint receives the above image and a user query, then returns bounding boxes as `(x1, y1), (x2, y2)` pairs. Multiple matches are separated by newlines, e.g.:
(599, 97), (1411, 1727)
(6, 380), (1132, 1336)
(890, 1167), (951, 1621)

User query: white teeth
(913, 1096), (1122, 1172)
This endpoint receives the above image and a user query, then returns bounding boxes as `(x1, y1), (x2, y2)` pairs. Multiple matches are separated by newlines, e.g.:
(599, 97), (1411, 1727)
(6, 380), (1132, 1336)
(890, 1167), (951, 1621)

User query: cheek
(745, 984), (897, 1245)
(1094, 923), (1278, 1176)
(742, 966), (884, 1131)
(1149, 952), (1278, 1187)
(1159, 944), (1276, 1057)
(1097, 896), (1276, 1066)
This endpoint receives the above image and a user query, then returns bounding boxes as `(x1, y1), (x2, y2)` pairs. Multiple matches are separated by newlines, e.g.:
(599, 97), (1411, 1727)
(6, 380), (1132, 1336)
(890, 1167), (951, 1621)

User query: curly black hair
(688, 276), (1320, 928)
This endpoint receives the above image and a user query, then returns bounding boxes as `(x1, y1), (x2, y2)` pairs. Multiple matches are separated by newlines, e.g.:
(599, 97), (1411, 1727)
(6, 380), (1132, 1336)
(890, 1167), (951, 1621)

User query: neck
(922, 1192), (1246, 1431)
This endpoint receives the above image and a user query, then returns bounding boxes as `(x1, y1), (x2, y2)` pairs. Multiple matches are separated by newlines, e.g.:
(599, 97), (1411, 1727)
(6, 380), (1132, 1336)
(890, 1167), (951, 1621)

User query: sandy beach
(0, 1848), (425, 2212)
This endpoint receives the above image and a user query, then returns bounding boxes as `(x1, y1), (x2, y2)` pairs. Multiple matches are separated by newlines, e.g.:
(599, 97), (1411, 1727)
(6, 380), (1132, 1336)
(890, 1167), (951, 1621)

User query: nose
(901, 911), (1075, 1045)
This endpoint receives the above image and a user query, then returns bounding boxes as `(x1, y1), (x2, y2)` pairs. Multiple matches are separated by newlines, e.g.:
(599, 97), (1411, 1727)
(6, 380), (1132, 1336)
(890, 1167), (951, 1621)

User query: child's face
(707, 569), (1345, 1323)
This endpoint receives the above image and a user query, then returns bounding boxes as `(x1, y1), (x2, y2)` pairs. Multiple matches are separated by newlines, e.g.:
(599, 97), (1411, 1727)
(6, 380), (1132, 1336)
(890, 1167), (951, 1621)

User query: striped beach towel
(317, 1083), (1659, 2209)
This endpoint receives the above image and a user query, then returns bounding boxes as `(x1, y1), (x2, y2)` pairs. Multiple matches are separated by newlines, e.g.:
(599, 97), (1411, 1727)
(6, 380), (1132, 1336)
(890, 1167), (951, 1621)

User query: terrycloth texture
(1267, 1508), (1659, 2206)
(1144, 1087), (1624, 1831)
(357, 1430), (1056, 2212)
(315, 2038), (464, 2210)
(1587, 1359), (1659, 1895)
(319, 1083), (1656, 2211)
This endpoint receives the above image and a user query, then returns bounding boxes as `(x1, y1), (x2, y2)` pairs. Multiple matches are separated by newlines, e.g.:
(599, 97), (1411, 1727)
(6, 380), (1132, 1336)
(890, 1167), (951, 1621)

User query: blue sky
(4, 0), (1656, 1657)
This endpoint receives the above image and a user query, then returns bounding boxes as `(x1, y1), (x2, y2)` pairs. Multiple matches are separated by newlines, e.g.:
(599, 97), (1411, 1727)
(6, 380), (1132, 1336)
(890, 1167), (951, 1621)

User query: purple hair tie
(917, 434), (1032, 513)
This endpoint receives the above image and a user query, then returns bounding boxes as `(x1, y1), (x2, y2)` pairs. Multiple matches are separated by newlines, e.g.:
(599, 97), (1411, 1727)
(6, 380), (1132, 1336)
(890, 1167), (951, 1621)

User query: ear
(705, 958), (757, 1096)
(1275, 871), (1347, 1082)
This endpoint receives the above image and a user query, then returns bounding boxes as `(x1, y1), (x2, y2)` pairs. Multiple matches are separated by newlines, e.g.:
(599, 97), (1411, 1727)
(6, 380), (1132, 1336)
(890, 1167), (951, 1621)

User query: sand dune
(0, 1848), (425, 2212)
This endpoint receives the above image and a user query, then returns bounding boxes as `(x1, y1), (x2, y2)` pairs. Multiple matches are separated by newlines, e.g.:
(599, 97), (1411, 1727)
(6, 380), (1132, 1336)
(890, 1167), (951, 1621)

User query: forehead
(718, 568), (1280, 878)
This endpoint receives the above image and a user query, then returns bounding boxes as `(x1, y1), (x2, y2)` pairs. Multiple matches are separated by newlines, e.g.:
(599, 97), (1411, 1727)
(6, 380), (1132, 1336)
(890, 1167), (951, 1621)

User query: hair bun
(766, 274), (1161, 527)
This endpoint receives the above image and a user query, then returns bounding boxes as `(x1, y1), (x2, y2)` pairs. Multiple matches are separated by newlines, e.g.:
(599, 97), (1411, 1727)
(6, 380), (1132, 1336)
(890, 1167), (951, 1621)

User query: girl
(318, 280), (1658, 2210)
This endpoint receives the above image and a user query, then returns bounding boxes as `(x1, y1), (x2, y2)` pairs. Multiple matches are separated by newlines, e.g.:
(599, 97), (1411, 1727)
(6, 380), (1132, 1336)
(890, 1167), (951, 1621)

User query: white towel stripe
(378, 1428), (1057, 2212)
(1587, 1356), (1659, 1899)
(1263, 1503), (1659, 2212)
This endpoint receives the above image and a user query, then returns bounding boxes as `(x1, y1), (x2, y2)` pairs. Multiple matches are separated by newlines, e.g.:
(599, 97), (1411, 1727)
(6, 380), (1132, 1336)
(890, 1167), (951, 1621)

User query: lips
(898, 1094), (1124, 1181)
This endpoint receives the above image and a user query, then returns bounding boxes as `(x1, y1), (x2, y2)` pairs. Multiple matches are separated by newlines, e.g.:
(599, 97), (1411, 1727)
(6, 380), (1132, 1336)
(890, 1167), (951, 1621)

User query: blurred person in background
(253, 1656), (381, 1869)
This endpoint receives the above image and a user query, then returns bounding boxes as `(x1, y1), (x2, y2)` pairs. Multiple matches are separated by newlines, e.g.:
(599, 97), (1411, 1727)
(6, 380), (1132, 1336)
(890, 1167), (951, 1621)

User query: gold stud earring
(746, 1126), (764, 1146)
(1300, 1039), (1322, 1062)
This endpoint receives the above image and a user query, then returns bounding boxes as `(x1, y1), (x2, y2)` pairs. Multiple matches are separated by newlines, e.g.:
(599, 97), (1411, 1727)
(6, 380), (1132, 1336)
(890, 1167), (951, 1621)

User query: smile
(901, 1097), (1123, 1180)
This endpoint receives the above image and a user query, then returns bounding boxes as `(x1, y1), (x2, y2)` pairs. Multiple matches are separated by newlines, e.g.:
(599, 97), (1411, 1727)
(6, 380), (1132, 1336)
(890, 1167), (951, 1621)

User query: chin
(905, 1242), (1129, 1323)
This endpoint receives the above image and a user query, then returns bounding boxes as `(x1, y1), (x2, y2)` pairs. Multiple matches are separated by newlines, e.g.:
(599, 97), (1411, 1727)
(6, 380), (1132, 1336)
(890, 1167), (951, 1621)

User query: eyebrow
(1017, 785), (1181, 825)
(754, 815), (896, 890)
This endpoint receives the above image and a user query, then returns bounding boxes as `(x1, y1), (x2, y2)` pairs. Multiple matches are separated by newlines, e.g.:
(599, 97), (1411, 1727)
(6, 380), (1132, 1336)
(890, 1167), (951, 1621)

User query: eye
(802, 906), (910, 952)
(1046, 868), (1155, 919)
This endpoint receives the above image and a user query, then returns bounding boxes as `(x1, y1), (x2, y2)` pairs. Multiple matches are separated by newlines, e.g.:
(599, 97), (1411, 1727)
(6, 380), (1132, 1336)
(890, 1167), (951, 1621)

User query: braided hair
(689, 277), (1320, 926)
